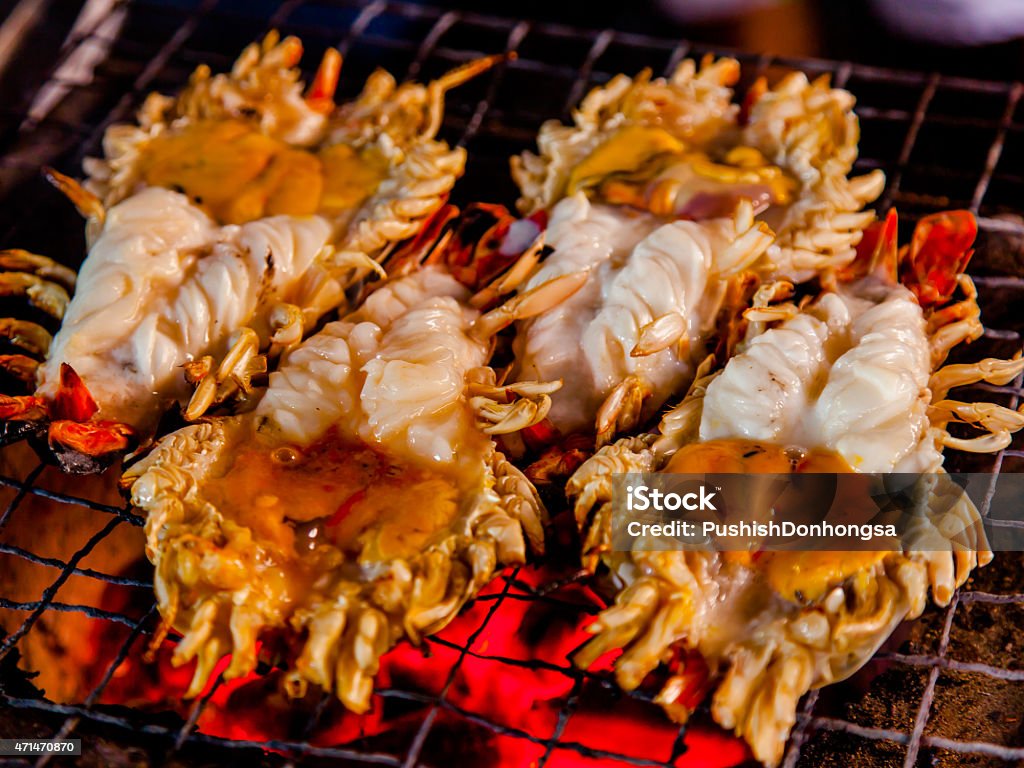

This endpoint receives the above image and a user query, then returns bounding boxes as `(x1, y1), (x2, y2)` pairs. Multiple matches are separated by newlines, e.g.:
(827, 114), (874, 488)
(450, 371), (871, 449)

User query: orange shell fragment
(0, 394), (47, 421)
(48, 419), (136, 457)
(52, 362), (98, 422)
(900, 210), (977, 307)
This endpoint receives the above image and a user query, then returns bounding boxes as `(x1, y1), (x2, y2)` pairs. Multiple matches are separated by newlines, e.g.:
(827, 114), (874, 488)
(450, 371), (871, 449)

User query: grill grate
(0, 1), (1023, 766)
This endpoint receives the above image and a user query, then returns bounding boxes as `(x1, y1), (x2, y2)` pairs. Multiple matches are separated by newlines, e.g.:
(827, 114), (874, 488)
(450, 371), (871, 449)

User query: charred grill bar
(0, 1), (1022, 766)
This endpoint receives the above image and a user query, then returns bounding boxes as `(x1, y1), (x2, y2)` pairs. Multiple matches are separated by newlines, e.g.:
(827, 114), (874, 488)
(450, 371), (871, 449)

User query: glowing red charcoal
(86, 561), (750, 767)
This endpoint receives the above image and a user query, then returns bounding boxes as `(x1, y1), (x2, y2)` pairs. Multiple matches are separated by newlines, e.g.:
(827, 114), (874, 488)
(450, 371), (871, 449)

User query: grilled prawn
(512, 56), (885, 277)
(502, 57), (886, 464)
(85, 31), (491, 249)
(566, 211), (1024, 765)
(509, 192), (772, 449)
(0, 184), (336, 471)
(0, 34), (493, 471)
(121, 252), (580, 710)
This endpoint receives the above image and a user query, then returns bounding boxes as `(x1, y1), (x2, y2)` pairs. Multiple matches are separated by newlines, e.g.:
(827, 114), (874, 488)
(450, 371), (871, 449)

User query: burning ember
(4, 440), (1021, 767)
(0, 443), (751, 766)
(81, 559), (749, 767)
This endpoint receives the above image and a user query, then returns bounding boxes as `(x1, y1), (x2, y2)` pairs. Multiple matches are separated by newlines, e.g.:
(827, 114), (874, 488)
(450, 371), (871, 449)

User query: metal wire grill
(0, 1), (1022, 766)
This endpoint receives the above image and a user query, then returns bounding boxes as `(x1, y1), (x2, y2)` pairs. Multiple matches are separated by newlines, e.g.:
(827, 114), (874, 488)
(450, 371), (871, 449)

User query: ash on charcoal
(796, 731), (906, 767)
(948, 601), (1024, 670)
(891, 606), (947, 657)
(917, 747), (1024, 767)
(963, 552), (1024, 596)
(814, 661), (928, 731)
(924, 670), (1024, 747)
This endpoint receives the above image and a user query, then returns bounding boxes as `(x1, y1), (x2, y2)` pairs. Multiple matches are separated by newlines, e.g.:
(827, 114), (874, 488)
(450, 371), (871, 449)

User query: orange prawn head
(844, 208), (976, 309)
(899, 209), (977, 307)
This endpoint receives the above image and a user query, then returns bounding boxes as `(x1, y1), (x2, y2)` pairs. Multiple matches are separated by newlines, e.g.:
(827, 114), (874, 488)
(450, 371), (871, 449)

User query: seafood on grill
(566, 210), (1024, 765)
(85, 31), (491, 252)
(0, 172), (351, 472)
(121, 249), (584, 710)
(512, 56), (885, 279)
(508, 191), (773, 455)
(0, 35), (495, 472)
(0, 248), (75, 400)
(499, 57), (888, 468)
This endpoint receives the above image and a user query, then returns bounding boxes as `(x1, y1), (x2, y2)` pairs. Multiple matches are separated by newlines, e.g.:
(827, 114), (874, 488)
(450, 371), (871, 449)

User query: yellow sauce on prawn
(663, 438), (886, 602)
(203, 431), (461, 564)
(139, 120), (388, 224)
(565, 124), (798, 217)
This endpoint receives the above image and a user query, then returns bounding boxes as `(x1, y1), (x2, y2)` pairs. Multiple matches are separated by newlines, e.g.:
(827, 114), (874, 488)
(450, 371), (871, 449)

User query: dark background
(3, 0), (1024, 105)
